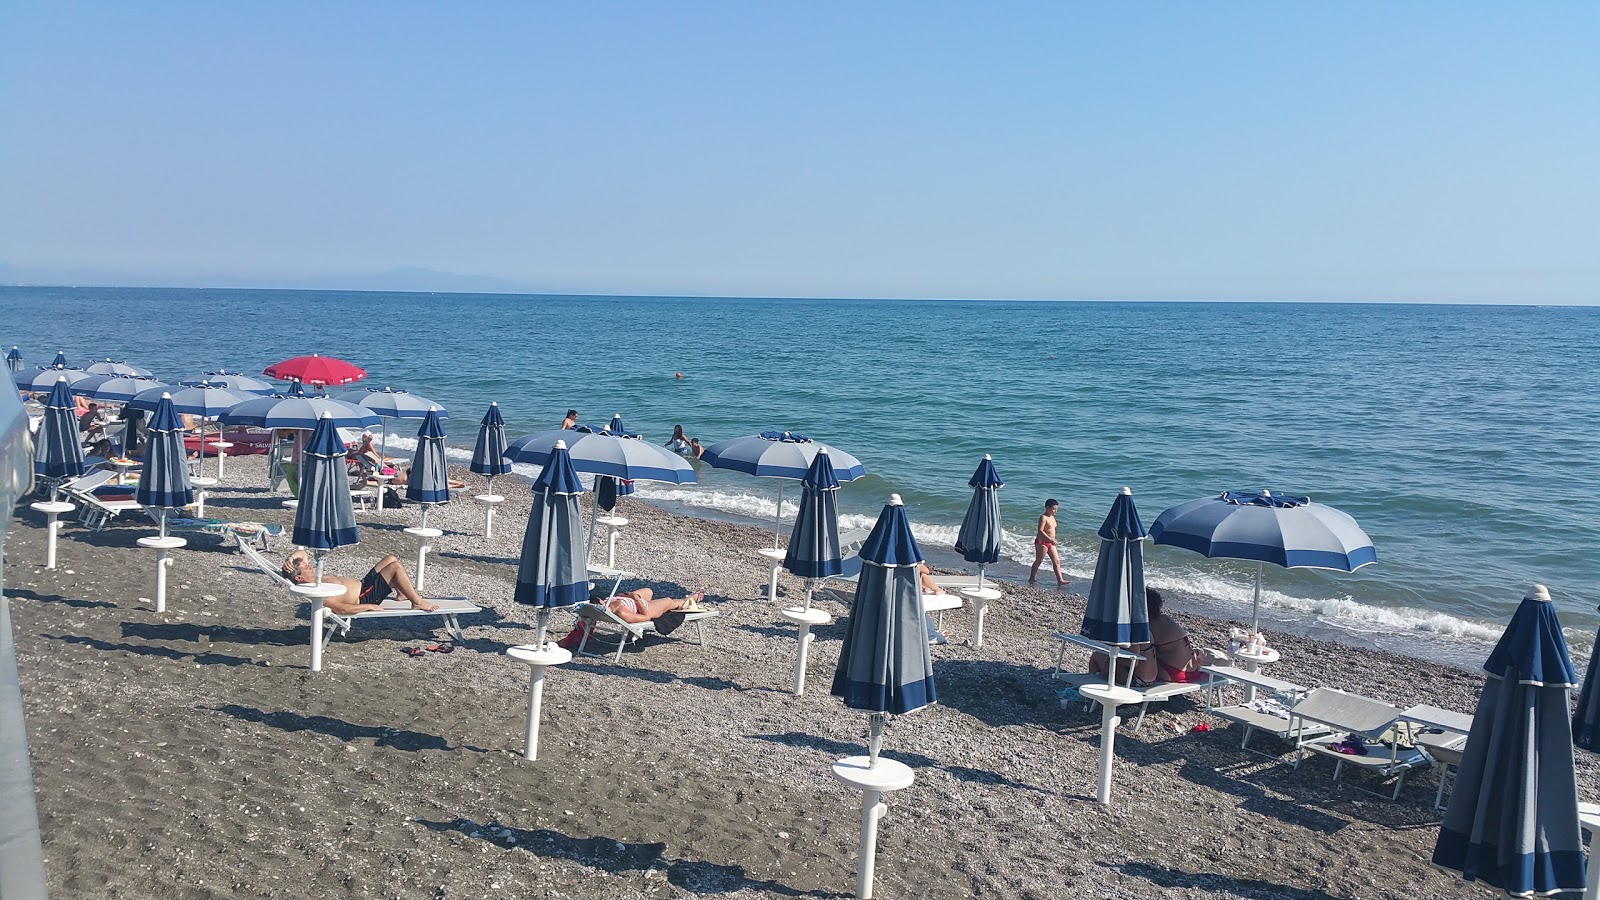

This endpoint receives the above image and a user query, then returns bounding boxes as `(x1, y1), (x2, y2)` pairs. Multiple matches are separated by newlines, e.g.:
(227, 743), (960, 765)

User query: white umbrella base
(831, 756), (915, 899)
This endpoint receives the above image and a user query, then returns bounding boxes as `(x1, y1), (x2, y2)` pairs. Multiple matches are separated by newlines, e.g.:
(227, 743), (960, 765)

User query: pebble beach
(7, 455), (1596, 899)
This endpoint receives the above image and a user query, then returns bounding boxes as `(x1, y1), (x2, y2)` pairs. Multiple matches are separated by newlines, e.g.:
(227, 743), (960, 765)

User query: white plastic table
(1080, 683), (1143, 804)
(832, 756), (916, 900)
(404, 526), (443, 592)
(371, 472), (394, 511)
(507, 643), (573, 761)
(757, 547), (786, 602)
(293, 581), (348, 672)
(109, 458), (137, 485)
(189, 476), (218, 518)
(921, 593), (962, 634)
(958, 586), (1001, 647)
(780, 606), (833, 696)
(31, 500), (74, 569)
(596, 515), (628, 568)
(137, 535), (187, 613)
(211, 440), (233, 479)
(475, 493), (504, 539)
(1227, 645), (1282, 701)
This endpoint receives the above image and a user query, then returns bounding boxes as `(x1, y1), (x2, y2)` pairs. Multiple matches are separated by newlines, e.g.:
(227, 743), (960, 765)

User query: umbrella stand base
(506, 644), (573, 761)
(780, 606), (832, 696)
(404, 527), (443, 593)
(958, 586), (1001, 648)
(212, 441), (232, 480)
(292, 582), (348, 672)
(596, 515), (629, 569)
(31, 501), (74, 570)
(1081, 683), (1141, 804)
(190, 477), (218, 518)
(137, 535), (187, 614)
(756, 547), (785, 602)
(831, 756), (915, 899)
(475, 494), (504, 539)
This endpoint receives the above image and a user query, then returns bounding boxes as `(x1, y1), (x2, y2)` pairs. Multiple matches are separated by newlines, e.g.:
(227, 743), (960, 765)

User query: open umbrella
(180, 369), (277, 395)
(84, 359), (154, 377)
(405, 407), (450, 530)
(470, 402), (511, 494)
(292, 412), (361, 583)
(15, 365), (88, 393)
(33, 378), (85, 498)
(702, 431), (867, 547)
(75, 375), (168, 404)
(1081, 487), (1150, 684)
(953, 455), (1004, 590)
(831, 493), (937, 765)
(782, 448), (843, 610)
(351, 386), (445, 471)
(5, 346), (21, 373)
(1575, 608), (1600, 753)
(1433, 584), (1585, 896)
(1148, 490), (1376, 632)
(220, 395), (379, 431)
(514, 439), (588, 646)
(133, 383), (255, 479)
(135, 394), (195, 538)
(263, 354), (366, 387)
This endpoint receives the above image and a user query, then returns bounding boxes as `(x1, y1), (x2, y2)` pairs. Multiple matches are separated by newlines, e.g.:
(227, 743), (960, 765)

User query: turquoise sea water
(4, 286), (1596, 662)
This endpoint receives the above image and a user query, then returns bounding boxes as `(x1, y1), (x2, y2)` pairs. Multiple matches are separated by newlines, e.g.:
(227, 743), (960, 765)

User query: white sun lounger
(573, 602), (720, 664)
(1286, 688), (1433, 800)
(61, 469), (144, 531)
(236, 541), (483, 669)
(1051, 632), (1218, 731)
(1201, 664), (1331, 756)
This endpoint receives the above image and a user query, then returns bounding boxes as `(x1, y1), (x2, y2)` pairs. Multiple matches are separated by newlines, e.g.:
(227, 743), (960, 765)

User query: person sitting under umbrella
(389, 465), (467, 490)
(1087, 589), (1217, 685)
(590, 586), (704, 622)
(281, 550), (438, 615)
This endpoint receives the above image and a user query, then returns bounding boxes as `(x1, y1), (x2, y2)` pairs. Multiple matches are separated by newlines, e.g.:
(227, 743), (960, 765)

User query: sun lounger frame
(573, 602), (720, 664)
(1200, 664), (1331, 757)
(1050, 631), (1215, 732)
(1283, 688), (1433, 800)
(61, 469), (144, 531)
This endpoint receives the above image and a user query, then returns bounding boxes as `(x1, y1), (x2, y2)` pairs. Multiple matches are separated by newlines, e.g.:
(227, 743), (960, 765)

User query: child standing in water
(1029, 498), (1068, 586)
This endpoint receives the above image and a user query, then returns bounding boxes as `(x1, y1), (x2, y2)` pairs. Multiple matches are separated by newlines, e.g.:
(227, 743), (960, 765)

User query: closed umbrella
(469, 402), (511, 495)
(1575, 608), (1600, 753)
(514, 439), (588, 646)
(5, 346), (20, 373)
(1432, 584), (1585, 896)
(292, 412), (361, 584)
(405, 407), (450, 530)
(1081, 487), (1150, 686)
(48, 352), (69, 368)
(263, 354), (367, 387)
(84, 359), (153, 377)
(831, 493), (937, 765)
(180, 370), (276, 395)
(33, 378), (85, 498)
(134, 394), (195, 538)
(1148, 490), (1376, 632)
(782, 448), (843, 610)
(702, 431), (866, 547)
(597, 414), (638, 508)
(953, 455), (1004, 590)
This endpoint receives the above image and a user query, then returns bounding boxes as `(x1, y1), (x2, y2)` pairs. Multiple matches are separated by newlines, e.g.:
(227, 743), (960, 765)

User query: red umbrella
(262, 354), (367, 387)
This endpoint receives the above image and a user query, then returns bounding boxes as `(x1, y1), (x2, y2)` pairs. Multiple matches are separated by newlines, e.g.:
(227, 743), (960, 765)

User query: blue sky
(1, 2), (1594, 303)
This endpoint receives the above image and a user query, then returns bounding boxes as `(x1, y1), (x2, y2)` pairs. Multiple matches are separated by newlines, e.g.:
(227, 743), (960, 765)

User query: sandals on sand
(405, 643), (454, 657)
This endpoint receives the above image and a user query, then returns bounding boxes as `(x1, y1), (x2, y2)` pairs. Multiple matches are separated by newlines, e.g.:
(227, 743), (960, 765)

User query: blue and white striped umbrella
(219, 395), (379, 431)
(504, 425), (696, 484)
(470, 402), (512, 491)
(1576, 608), (1600, 754)
(1081, 488), (1150, 657)
(84, 359), (153, 378)
(33, 378), (85, 492)
(783, 448), (843, 598)
(130, 382), (253, 418)
(179, 370), (276, 395)
(48, 352), (69, 368)
(346, 385), (444, 466)
(5, 346), (22, 373)
(953, 455), (1004, 588)
(1433, 584), (1585, 896)
(702, 431), (865, 546)
(75, 375), (168, 404)
(1149, 490), (1376, 631)
(134, 394), (194, 537)
(292, 412), (360, 580)
(831, 493), (937, 764)
(514, 439), (588, 646)
(14, 366), (89, 393)
(405, 408), (450, 526)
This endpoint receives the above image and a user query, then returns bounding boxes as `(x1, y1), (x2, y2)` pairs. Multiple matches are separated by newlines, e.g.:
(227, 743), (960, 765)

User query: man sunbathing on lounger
(281, 550), (439, 615)
(590, 587), (703, 623)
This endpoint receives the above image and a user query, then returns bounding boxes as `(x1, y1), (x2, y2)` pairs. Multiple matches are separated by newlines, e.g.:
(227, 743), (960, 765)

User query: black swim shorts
(359, 567), (393, 604)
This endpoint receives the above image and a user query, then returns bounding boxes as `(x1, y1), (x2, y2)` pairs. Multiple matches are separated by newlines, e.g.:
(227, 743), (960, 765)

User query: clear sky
(1, 2), (1594, 303)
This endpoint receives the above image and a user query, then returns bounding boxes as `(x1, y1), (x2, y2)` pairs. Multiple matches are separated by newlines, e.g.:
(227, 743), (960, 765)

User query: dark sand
(6, 456), (1594, 898)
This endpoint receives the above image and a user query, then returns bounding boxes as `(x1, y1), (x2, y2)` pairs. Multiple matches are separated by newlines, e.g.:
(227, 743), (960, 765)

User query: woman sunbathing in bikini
(590, 587), (704, 623)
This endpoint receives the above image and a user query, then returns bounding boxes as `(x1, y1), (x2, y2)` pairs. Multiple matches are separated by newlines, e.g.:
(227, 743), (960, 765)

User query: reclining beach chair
(153, 513), (283, 550)
(1284, 688), (1432, 800)
(1051, 632), (1220, 731)
(236, 541), (484, 671)
(572, 600), (720, 664)
(62, 469), (144, 531)
(1201, 664), (1331, 756)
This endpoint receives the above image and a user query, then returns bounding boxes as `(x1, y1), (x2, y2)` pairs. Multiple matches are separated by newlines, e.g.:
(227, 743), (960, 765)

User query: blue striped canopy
(291, 414), (360, 550)
(1149, 490), (1376, 572)
(220, 395), (379, 431)
(953, 455), (1004, 567)
(783, 448), (844, 579)
(75, 376), (168, 404)
(1575, 613), (1600, 752)
(405, 408), (451, 505)
(504, 427), (696, 484)
(1434, 585), (1584, 896)
(33, 378), (85, 481)
(469, 402), (512, 477)
(514, 442), (588, 609)
(352, 386), (445, 420)
(1081, 488), (1150, 647)
(179, 370), (276, 395)
(5, 346), (20, 373)
(15, 367), (89, 392)
(702, 432), (867, 481)
(84, 359), (153, 377)
(130, 383), (253, 418)
(135, 395), (194, 511)
(831, 494), (936, 715)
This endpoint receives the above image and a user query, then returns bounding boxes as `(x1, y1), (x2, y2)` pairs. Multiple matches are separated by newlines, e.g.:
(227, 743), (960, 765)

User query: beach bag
(384, 487), (407, 508)
(558, 620), (591, 650)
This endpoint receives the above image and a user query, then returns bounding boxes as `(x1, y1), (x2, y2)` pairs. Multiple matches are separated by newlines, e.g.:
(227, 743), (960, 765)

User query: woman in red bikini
(1146, 589), (1217, 683)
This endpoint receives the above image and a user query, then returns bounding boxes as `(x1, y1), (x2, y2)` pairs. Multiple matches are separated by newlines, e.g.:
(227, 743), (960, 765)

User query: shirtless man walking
(1029, 498), (1068, 586)
(282, 550), (438, 616)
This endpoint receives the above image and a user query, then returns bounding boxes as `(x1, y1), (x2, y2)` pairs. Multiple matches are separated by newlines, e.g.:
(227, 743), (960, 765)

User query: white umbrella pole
(586, 487), (602, 564)
(314, 549), (326, 584)
(535, 609), (550, 649)
(1252, 563), (1263, 632)
(159, 508), (168, 539)
(977, 564), (986, 592)
(867, 712), (886, 765)
(773, 482), (784, 549)
(379, 416), (389, 467)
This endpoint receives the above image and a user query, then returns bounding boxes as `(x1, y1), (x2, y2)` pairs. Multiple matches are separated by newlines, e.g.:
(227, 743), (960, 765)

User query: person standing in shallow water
(1029, 498), (1068, 586)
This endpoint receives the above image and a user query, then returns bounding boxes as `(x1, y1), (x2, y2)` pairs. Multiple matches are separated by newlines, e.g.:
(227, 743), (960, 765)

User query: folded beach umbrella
(470, 402), (512, 494)
(406, 407), (450, 528)
(1433, 584), (1585, 896)
(596, 414), (638, 509)
(783, 448), (843, 608)
(514, 439), (588, 645)
(135, 394), (195, 538)
(263, 353), (366, 387)
(180, 369), (276, 395)
(702, 431), (867, 546)
(352, 386), (445, 467)
(48, 352), (69, 368)
(292, 412), (361, 582)
(1575, 609), (1600, 754)
(5, 346), (22, 373)
(604, 413), (638, 439)
(1148, 490), (1376, 632)
(1081, 488), (1150, 684)
(33, 378), (85, 496)
(831, 493), (937, 764)
(953, 454), (1004, 589)
(84, 358), (153, 378)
